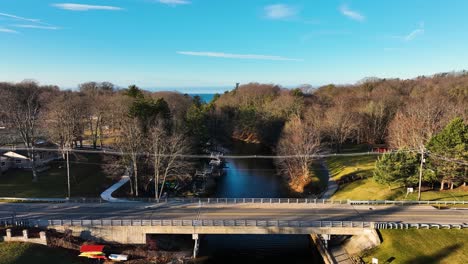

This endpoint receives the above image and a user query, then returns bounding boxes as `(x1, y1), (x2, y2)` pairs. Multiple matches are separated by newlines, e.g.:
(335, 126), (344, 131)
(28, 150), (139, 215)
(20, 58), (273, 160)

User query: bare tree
(45, 92), (86, 197)
(46, 92), (85, 155)
(387, 95), (454, 149)
(325, 96), (357, 152)
(0, 82), (45, 182)
(149, 122), (191, 200)
(277, 114), (321, 192)
(80, 82), (113, 149)
(115, 116), (144, 196)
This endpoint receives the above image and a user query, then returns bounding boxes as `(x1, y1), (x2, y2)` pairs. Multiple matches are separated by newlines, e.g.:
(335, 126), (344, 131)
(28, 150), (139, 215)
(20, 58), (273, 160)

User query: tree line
(210, 73), (466, 192)
(0, 81), (204, 197)
(0, 71), (466, 194)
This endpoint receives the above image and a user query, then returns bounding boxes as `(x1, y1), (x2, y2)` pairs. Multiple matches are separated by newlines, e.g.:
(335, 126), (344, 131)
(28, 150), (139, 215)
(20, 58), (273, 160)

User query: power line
(427, 153), (468, 166)
(1, 146), (465, 166)
(0, 146), (388, 159)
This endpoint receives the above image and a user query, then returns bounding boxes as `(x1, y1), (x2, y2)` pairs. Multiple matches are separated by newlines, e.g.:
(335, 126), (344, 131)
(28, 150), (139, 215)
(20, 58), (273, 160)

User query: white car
(108, 254), (129, 261)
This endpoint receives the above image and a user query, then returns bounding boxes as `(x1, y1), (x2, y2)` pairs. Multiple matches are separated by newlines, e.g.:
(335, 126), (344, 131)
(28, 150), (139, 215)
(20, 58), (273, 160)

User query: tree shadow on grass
(402, 244), (461, 264)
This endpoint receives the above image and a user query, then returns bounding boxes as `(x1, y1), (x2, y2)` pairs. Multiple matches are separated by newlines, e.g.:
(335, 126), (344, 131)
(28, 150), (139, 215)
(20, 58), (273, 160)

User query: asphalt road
(0, 202), (467, 225)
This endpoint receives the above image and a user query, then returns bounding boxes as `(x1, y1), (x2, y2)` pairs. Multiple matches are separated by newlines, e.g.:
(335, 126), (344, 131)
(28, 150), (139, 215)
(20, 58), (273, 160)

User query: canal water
(197, 141), (324, 264)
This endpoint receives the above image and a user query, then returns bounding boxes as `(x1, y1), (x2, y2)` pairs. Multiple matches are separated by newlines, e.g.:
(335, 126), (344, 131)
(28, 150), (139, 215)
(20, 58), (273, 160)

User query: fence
(0, 197), (105, 203)
(4, 219), (374, 228)
(125, 197), (468, 206)
(1, 197), (467, 205)
(374, 222), (468, 230)
(2, 219), (467, 230)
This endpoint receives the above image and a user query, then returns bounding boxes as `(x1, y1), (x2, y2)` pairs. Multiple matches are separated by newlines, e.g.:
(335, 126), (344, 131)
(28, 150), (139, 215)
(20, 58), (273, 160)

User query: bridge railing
(2, 219), (467, 230)
(125, 197), (468, 206)
(1, 197), (467, 205)
(0, 197), (105, 203)
(40, 219), (375, 228)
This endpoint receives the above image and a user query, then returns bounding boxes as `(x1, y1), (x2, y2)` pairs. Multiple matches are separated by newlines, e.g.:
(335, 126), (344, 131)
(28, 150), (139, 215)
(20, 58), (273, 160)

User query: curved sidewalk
(100, 176), (131, 202)
(320, 160), (339, 199)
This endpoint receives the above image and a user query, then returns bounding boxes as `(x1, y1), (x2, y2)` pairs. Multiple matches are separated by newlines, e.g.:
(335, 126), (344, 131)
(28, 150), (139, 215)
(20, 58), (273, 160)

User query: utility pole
(417, 147), (425, 201)
(66, 147), (71, 199)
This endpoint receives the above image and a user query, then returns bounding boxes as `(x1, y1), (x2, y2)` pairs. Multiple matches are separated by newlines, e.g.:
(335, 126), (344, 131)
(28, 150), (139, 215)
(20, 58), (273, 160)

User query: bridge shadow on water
(196, 234), (324, 264)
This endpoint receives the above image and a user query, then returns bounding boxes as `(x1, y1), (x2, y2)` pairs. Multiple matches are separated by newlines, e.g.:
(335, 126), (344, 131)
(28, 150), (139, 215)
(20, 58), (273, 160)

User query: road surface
(0, 202), (466, 225)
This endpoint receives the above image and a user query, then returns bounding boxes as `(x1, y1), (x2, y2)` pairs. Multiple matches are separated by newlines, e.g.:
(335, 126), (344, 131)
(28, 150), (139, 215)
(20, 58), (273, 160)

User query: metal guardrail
(34, 219), (376, 228)
(126, 197), (468, 205)
(0, 197), (105, 203)
(348, 200), (468, 205)
(2, 219), (467, 230)
(1, 197), (467, 205)
(374, 222), (468, 230)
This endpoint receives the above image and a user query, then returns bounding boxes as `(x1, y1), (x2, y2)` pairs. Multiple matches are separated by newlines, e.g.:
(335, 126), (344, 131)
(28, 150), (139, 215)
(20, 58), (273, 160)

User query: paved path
(320, 160), (339, 199)
(330, 246), (353, 264)
(0, 202), (466, 225)
(100, 176), (131, 202)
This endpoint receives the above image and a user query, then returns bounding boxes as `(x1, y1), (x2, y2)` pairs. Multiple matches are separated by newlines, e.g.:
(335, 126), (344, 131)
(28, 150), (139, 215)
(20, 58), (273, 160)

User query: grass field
(331, 178), (404, 200)
(327, 149), (468, 201)
(326, 154), (378, 181)
(362, 229), (468, 264)
(0, 153), (113, 198)
(332, 177), (468, 201)
(0, 242), (84, 264)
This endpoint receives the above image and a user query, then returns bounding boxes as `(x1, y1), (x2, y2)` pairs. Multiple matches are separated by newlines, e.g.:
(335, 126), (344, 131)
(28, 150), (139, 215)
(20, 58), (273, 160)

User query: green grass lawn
(362, 229), (468, 264)
(331, 178), (404, 200)
(402, 189), (468, 201)
(0, 153), (113, 198)
(0, 242), (84, 264)
(326, 154), (378, 181)
(332, 177), (468, 201)
(328, 150), (468, 201)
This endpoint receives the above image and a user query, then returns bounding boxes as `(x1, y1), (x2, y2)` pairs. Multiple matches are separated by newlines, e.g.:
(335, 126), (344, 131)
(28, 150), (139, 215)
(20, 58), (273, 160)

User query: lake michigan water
(189, 93), (216, 103)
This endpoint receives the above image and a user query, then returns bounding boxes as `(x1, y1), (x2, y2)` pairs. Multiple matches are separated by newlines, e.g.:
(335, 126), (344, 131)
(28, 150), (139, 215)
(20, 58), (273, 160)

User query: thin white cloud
(52, 3), (123, 11)
(157, 0), (191, 5)
(177, 51), (302, 61)
(0, 12), (46, 24)
(13, 24), (60, 30)
(0, 27), (19, 34)
(403, 28), (424, 41)
(264, 4), (298, 20)
(390, 24), (425, 41)
(339, 5), (365, 21)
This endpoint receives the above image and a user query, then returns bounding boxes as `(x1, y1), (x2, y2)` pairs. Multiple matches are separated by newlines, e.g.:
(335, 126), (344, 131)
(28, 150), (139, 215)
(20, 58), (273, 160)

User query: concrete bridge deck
(1, 202), (466, 225)
(1, 201), (466, 246)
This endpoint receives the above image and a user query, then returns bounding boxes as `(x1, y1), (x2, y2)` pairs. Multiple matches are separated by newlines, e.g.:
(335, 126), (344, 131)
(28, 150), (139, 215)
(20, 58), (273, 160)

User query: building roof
(3, 151), (29, 160)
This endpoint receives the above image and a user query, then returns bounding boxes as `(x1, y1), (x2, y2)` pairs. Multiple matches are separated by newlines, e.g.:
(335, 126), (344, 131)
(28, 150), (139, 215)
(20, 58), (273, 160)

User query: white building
(0, 142), (60, 173)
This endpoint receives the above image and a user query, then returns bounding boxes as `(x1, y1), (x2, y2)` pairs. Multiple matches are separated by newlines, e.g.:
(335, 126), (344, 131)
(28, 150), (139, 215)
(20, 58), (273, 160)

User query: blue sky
(1, 0), (467, 93)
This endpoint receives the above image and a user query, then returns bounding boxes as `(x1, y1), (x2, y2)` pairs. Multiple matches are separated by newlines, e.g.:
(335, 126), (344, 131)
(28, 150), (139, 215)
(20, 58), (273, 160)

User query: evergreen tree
(427, 118), (468, 189)
(374, 150), (419, 187)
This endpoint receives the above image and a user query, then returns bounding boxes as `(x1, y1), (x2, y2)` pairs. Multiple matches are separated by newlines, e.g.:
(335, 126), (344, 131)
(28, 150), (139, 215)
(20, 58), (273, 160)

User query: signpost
(405, 187), (414, 198)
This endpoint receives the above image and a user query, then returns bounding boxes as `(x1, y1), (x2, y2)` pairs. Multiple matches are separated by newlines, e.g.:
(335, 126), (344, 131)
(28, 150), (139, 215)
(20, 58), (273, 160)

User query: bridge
(1, 199), (467, 259)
